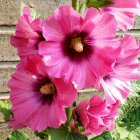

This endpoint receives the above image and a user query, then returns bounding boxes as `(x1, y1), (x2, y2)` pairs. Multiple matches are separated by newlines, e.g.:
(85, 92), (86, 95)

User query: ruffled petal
(8, 117), (25, 130)
(53, 77), (77, 107)
(43, 6), (83, 41)
(102, 77), (131, 104)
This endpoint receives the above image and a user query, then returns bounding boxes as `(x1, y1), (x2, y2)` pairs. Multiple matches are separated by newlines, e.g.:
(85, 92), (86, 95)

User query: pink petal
(114, 34), (140, 80)
(53, 77), (77, 107)
(8, 117), (25, 130)
(43, 6), (82, 41)
(23, 6), (32, 22)
(85, 8), (101, 23)
(75, 100), (89, 128)
(102, 77), (131, 104)
(16, 14), (39, 39)
(91, 13), (117, 40)
(31, 18), (42, 32)
(112, 0), (137, 8)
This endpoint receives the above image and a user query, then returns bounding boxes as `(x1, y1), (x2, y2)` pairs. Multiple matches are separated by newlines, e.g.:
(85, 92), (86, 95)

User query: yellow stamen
(40, 83), (55, 95)
(71, 37), (83, 53)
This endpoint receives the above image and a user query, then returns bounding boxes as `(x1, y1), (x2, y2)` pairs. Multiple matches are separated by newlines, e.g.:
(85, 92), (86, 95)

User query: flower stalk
(66, 107), (73, 131)
(79, 0), (88, 15)
(72, 0), (80, 11)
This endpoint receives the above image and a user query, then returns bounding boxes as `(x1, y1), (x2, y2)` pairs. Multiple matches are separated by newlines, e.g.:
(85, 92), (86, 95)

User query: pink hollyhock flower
(101, 34), (140, 104)
(100, 0), (140, 31)
(8, 55), (77, 132)
(10, 6), (44, 61)
(39, 6), (121, 90)
(71, 95), (119, 136)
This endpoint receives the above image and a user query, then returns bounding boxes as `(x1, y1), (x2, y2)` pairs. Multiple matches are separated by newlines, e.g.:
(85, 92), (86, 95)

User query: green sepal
(86, 0), (114, 8)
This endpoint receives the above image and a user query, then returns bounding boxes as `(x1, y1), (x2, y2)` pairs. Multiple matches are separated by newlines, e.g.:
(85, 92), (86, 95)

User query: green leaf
(47, 126), (88, 140)
(6, 131), (30, 140)
(0, 100), (12, 122)
(87, 0), (114, 8)
(34, 131), (48, 140)
(90, 132), (113, 140)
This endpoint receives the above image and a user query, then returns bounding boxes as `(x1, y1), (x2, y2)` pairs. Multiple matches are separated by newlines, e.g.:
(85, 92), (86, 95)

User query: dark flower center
(63, 31), (93, 62)
(70, 37), (83, 53)
(34, 78), (57, 104)
(40, 83), (56, 95)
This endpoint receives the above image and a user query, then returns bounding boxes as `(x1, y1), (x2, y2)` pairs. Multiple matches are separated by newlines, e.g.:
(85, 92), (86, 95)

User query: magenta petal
(31, 18), (42, 32)
(112, 0), (137, 8)
(89, 95), (104, 105)
(114, 34), (140, 81)
(53, 77), (77, 107)
(43, 6), (82, 41)
(16, 14), (39, 39)
(74, 100), (89, 128)
(73, 95), (119, 136)
(102, 77), (131, 104)
(92, 13), (117, 40)
(23, 6), (32, 22)
(85, 8), (101, 23)
(26, 101), (66, 132)
(8, 117), (25, 130)
(87, 115), (100, 129)
(101, 0), (140, 31)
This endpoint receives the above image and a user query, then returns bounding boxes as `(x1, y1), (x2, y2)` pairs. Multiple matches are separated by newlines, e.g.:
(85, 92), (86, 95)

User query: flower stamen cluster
(71, 37), (83, 53)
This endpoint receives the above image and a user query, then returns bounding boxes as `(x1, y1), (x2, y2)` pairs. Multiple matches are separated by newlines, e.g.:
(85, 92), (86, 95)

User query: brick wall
(0, 0), (140, 99)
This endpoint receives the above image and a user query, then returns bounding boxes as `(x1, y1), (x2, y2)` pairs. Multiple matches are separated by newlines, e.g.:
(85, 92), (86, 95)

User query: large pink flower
(101, 0), (140, 31)
(101, 34), (140, 104)
(71, 95), (119, 136)
(39, 6), (121, 90)
(8, 55), (77, 132)
(10, 6), (44, 61)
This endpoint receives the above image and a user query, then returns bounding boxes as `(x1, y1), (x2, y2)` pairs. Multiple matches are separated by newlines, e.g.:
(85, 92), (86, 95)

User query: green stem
(78, 0), (88, 15)
(72, 0), (80, 11)
(66, 107), (72, 123)
(66, 107), (73, 131)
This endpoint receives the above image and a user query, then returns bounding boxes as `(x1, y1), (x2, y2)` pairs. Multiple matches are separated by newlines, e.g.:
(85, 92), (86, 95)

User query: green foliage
(90, 132), (113, 140)
(0, 100), (12, 122)
(86, 0), (114, 8)
(34, 131), (48, 140)
(6, 131), (30, 140)
(117, 96), (140, 131)
(111, 81), (140, 140)
(47, 126), (88, 140)
(131, 81), (140, 96)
